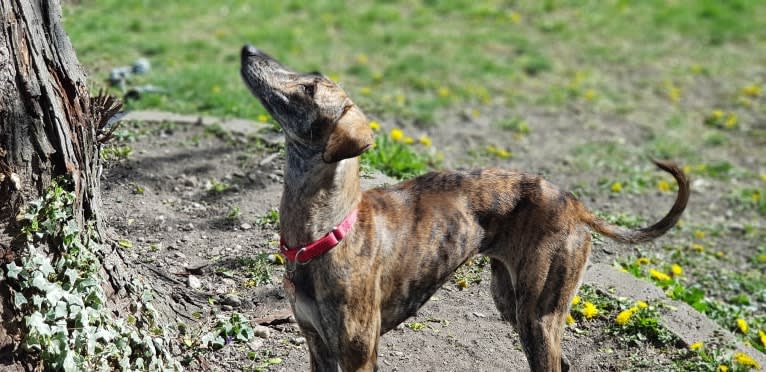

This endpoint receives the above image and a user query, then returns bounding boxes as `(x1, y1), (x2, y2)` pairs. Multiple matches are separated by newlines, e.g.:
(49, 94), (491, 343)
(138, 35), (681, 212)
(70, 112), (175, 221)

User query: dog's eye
(302, 83), (316, 97)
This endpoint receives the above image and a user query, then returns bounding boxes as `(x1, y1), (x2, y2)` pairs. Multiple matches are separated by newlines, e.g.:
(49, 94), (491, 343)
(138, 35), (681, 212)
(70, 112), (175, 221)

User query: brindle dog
(240, 45), (689, 372)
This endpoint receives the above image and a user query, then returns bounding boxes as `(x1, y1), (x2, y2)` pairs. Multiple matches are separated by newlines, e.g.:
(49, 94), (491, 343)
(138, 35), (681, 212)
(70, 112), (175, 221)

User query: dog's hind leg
(490, 258), (518, 328)
(514, 230), (591, 372)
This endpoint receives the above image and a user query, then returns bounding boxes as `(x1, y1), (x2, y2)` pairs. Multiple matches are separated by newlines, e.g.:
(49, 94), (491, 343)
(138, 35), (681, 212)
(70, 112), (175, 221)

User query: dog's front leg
(302, 327), (339, 372)
(336, 310), (381, 372)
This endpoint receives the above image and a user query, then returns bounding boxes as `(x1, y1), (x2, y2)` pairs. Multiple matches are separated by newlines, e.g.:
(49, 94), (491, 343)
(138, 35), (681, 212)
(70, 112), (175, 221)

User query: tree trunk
(0, 0), (129, 368)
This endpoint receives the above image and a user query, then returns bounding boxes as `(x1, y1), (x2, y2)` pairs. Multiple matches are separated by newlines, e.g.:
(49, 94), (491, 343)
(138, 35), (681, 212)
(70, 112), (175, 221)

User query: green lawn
(64, 0), (766, 124)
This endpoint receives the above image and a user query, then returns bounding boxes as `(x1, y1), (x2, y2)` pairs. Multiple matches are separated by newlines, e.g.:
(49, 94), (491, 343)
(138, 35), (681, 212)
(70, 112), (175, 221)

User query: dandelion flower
(741, 84), (762, 98)
(211, 85), (221, 94)
(725, 113), (738, 128)
(636, 301), (648, 309)
(711, 110), (725, 120)
(571, 295), (581, 305)
(437, 86), (450, 98)
(584, 89), (598, 101)
(369, 121), (380, 131)
(737, 318), (749, 334)
(582, 302), (598, 319)
(610, 182), (623, 193)
(657, 180), (671, 192)
(733, 352), (760, 369)
(760, 173), (766, 182)
(390, 128), (405, 141)
(636, 257), (651, 265)
(689, 342), (703, 351)
(759, 330), (766, 348)
(691, 243), (704, 253)
(418, 135), (432, 147)
(566, 314), (575, 325)
(615, 308), (635, 326)
(666, 82), (681, 103)
(403, 136), (415, 145)
(694, 230), (706, 239)
(718, 365), (728, 372)
(508, 10), (522, 24)
(257, 114), (270, 123)
(355, 53), (369, 65)
(670, 264), (683, 276)
(649, 269), (671, 282)
(456, 278), (468, 289)
(360, 86), (372, 96)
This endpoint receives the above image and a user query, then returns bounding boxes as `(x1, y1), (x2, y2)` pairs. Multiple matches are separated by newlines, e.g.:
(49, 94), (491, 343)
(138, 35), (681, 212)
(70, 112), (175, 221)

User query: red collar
(280, 209), (358, 263)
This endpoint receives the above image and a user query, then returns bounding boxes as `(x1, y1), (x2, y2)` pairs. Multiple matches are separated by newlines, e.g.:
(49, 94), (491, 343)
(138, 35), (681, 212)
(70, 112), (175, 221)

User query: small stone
(473, 312), (486, 318)
(253, 325), (271, 339)
(290, 337), (306, 345)
(240, 223), (252, 230)
(247, 338), (264, 351)
(174, 251), (186, 260)
(222, 294), (242, 307)
(187, 275), (202, 289)
(221, 305), (233, 311)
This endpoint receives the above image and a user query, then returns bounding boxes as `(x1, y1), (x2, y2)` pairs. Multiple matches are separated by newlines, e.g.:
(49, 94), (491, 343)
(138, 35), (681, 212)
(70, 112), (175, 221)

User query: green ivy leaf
(5, 262), (22, 279)
(54, 301), (68, 319)
(14, 292), (28, 309)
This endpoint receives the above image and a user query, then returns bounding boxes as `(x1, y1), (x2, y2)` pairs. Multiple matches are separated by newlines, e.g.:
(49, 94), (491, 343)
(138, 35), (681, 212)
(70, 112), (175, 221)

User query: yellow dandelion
(572, 295), (581, 305)
(211, 85), (221, 94)
(355, 53), (369, 65)
(508, 10), (522, 24)
(329, 73), (340, 82)
(689, 64), (704, 74)
(402, 136), (415, 145)
(360, 86), (372, 96)
(751, 190), (761, 203)
(456, 278), (468, 289)
(649, 269), (671, 282)
(725, 113), (738, 128)
(584, 89), (598, 101)
(418, 135), (432, 147)
(437, 86), (450, 98)
(257, 114), (270, 123)
(372, 71), (383, 82)
(657, 180), (671, 192)
(615, 308), (636, 326)
(759, 254), (766, 263)
(665, 82), (681, 103)
(716, 251), (726, 258)
(711, 109), (725, 120)
(610, 182), (623, 193)
(733, 352), (760, 369)
(741, 84), (762, 98)
(759, 330), (766, 348)
(670, 264), (683, 276)
(759, 173), (766, 182)
(582, 302), (598, 319)
(737, 318), (749, 334)
(689, 342), (704, 351)
(691, 243), (705, 253)
(694, 230), (706, 239)
(683, 165), (692, 174)
(566, 313), (576, 325)
(390, 128), (405, 141)
(369, 121), (380, 131)
(718, 365), (728, 372)
(636, 257), (651, 265)
(636, 301), (649, 309)
(496, 148), (511, 159)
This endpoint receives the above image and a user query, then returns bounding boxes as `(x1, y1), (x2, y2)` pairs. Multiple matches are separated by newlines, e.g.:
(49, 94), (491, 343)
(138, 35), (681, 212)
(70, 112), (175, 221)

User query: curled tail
(579, 159), (690, 244)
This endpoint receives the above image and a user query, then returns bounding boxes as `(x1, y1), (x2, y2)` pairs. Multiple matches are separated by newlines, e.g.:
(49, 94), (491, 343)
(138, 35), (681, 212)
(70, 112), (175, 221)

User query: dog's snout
(241, 44), (262, 60)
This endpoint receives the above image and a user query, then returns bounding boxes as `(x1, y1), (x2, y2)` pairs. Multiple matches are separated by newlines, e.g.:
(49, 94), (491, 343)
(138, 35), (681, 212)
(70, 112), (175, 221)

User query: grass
(64, 1), (766, 125)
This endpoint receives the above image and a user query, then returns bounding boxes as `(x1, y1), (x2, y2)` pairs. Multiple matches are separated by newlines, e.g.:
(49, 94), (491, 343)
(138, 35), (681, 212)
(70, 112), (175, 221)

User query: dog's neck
(280, 141), (362, 247)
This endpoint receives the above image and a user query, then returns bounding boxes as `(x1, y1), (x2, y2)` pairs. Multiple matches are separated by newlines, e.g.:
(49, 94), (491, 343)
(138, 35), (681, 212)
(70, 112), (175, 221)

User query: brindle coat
(240, 45), (690, 372)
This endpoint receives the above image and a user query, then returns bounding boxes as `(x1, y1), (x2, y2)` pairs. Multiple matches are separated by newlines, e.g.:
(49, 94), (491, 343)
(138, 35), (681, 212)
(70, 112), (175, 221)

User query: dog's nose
(241, 44), (262, 59)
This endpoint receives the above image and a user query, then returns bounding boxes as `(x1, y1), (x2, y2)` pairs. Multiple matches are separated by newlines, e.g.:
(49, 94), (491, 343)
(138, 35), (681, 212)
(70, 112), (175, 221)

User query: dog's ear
(322, 106), (374, 163)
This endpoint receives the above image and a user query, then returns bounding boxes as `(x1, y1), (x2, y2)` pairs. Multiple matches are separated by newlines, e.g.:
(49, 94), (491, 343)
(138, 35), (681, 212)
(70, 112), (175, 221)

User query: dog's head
(241, 45), (374, 163)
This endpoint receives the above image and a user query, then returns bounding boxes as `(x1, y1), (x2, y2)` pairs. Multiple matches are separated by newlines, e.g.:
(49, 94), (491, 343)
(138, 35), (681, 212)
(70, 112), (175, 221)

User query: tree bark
(0, 0), (127, 368)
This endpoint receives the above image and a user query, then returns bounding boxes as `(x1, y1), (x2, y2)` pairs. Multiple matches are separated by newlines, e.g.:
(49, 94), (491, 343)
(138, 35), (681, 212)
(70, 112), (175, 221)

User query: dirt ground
(99, 113), (733, 371)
